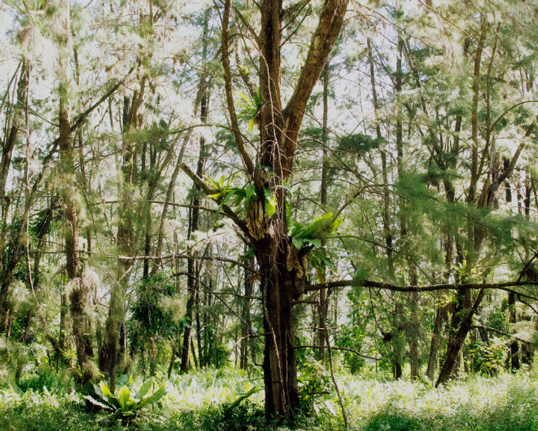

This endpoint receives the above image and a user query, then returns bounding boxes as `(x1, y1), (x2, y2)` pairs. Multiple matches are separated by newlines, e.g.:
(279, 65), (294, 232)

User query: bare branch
(295, 345), (381, 361)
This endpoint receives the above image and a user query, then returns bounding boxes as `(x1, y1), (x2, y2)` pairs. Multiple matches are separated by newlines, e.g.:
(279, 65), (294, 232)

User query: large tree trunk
(219, 0), (348, 418)
(259, 245), (301, 417)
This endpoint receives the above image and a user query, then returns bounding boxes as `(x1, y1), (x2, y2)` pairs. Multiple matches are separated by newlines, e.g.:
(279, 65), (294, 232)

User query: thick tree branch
(306, 279), (538, 300)
(282, 0), (349, 164)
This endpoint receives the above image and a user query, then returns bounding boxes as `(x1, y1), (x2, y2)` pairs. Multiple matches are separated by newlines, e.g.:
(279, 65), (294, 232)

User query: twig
(294, 345), (380, 361)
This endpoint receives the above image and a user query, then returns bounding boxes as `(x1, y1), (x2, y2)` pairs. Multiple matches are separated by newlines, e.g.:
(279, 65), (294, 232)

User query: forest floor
(0, 367), (537, 430)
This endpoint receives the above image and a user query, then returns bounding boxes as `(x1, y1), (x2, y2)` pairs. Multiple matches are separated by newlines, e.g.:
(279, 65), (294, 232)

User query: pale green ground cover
(0, 369), (537, 430)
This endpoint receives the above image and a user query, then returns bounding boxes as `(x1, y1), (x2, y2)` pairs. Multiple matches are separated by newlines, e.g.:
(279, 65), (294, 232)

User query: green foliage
(309, 247), (337, 280)
(289, 213), (341, 249)
(129, 272), (181, 349)
(352, 268), (370, 287)
(82, 376), (167, 421)
(235, 89), (262, 131)
(469, 338), (506, 375)
(297, 357), (334, 415)
(3, 370), (538, 431)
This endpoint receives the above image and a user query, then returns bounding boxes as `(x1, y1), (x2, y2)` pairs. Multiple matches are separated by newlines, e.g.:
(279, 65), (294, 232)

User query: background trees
(0, 0), (537, 422)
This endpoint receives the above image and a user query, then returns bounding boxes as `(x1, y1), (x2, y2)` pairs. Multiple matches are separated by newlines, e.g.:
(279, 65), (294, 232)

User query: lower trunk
(103, 282), (124, 392)
(259, 240), (302, 419)
(240, 256), (255, 369)
(393, 352), (403, 379)
(391, 300), (404, 380)
(409, 290), (420, 379)
(180, 262), (197, 373)
(426, 305), (448, 381)
(0, 256), (21, 333)
(508, 292), (520, 371)
(521, 341), (532, 365)
(70, 279), (94, 383)
(436, 289), (485, 387)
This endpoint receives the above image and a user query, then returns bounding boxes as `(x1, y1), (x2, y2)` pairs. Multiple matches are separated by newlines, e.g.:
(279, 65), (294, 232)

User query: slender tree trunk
(103, 80), (145, 391)
(317, 61), (330, 363)
(426, 306), (447, 381)
(56, 0), (93, 384)
(181, 91), (208, 373)
(437, 25), (487, 386)
(0, 62), (30, 330)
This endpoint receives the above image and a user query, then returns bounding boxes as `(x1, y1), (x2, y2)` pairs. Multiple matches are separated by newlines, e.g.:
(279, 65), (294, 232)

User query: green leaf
(307, 238), (321, 247)
(242, 247), (256, 261)
(264, 189), (277, 217)
(246, 184), (256, 199)
(203, 175), (221, 189)
(99, 382), (121, 409)
(292, 237), (304, 249)
(135, 380), (153, 401)
(224, 387), (261, 419)
(289, 222), (303, 237)
(352, 268), (370, 286)
(138, 383), (167, 410)
(119, 385), (131, 411)
(235, 193), (245, 207)
(234, 91), (254, 109)
(222, 190), (235, 206)
(249, 117), (255, 131)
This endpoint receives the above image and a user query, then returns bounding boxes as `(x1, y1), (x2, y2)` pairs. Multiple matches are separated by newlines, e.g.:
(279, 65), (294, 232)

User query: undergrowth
(1, 368), (538, 430)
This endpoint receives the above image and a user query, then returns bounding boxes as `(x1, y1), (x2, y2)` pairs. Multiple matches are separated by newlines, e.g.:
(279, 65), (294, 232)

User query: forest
(0, 0), (538, 429)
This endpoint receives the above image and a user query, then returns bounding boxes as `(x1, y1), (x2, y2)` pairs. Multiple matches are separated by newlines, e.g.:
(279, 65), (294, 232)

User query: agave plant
(83, 378), (167, 422)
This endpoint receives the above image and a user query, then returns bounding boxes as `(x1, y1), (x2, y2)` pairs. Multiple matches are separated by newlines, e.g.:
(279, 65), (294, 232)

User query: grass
(1, 368), (537, 430)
